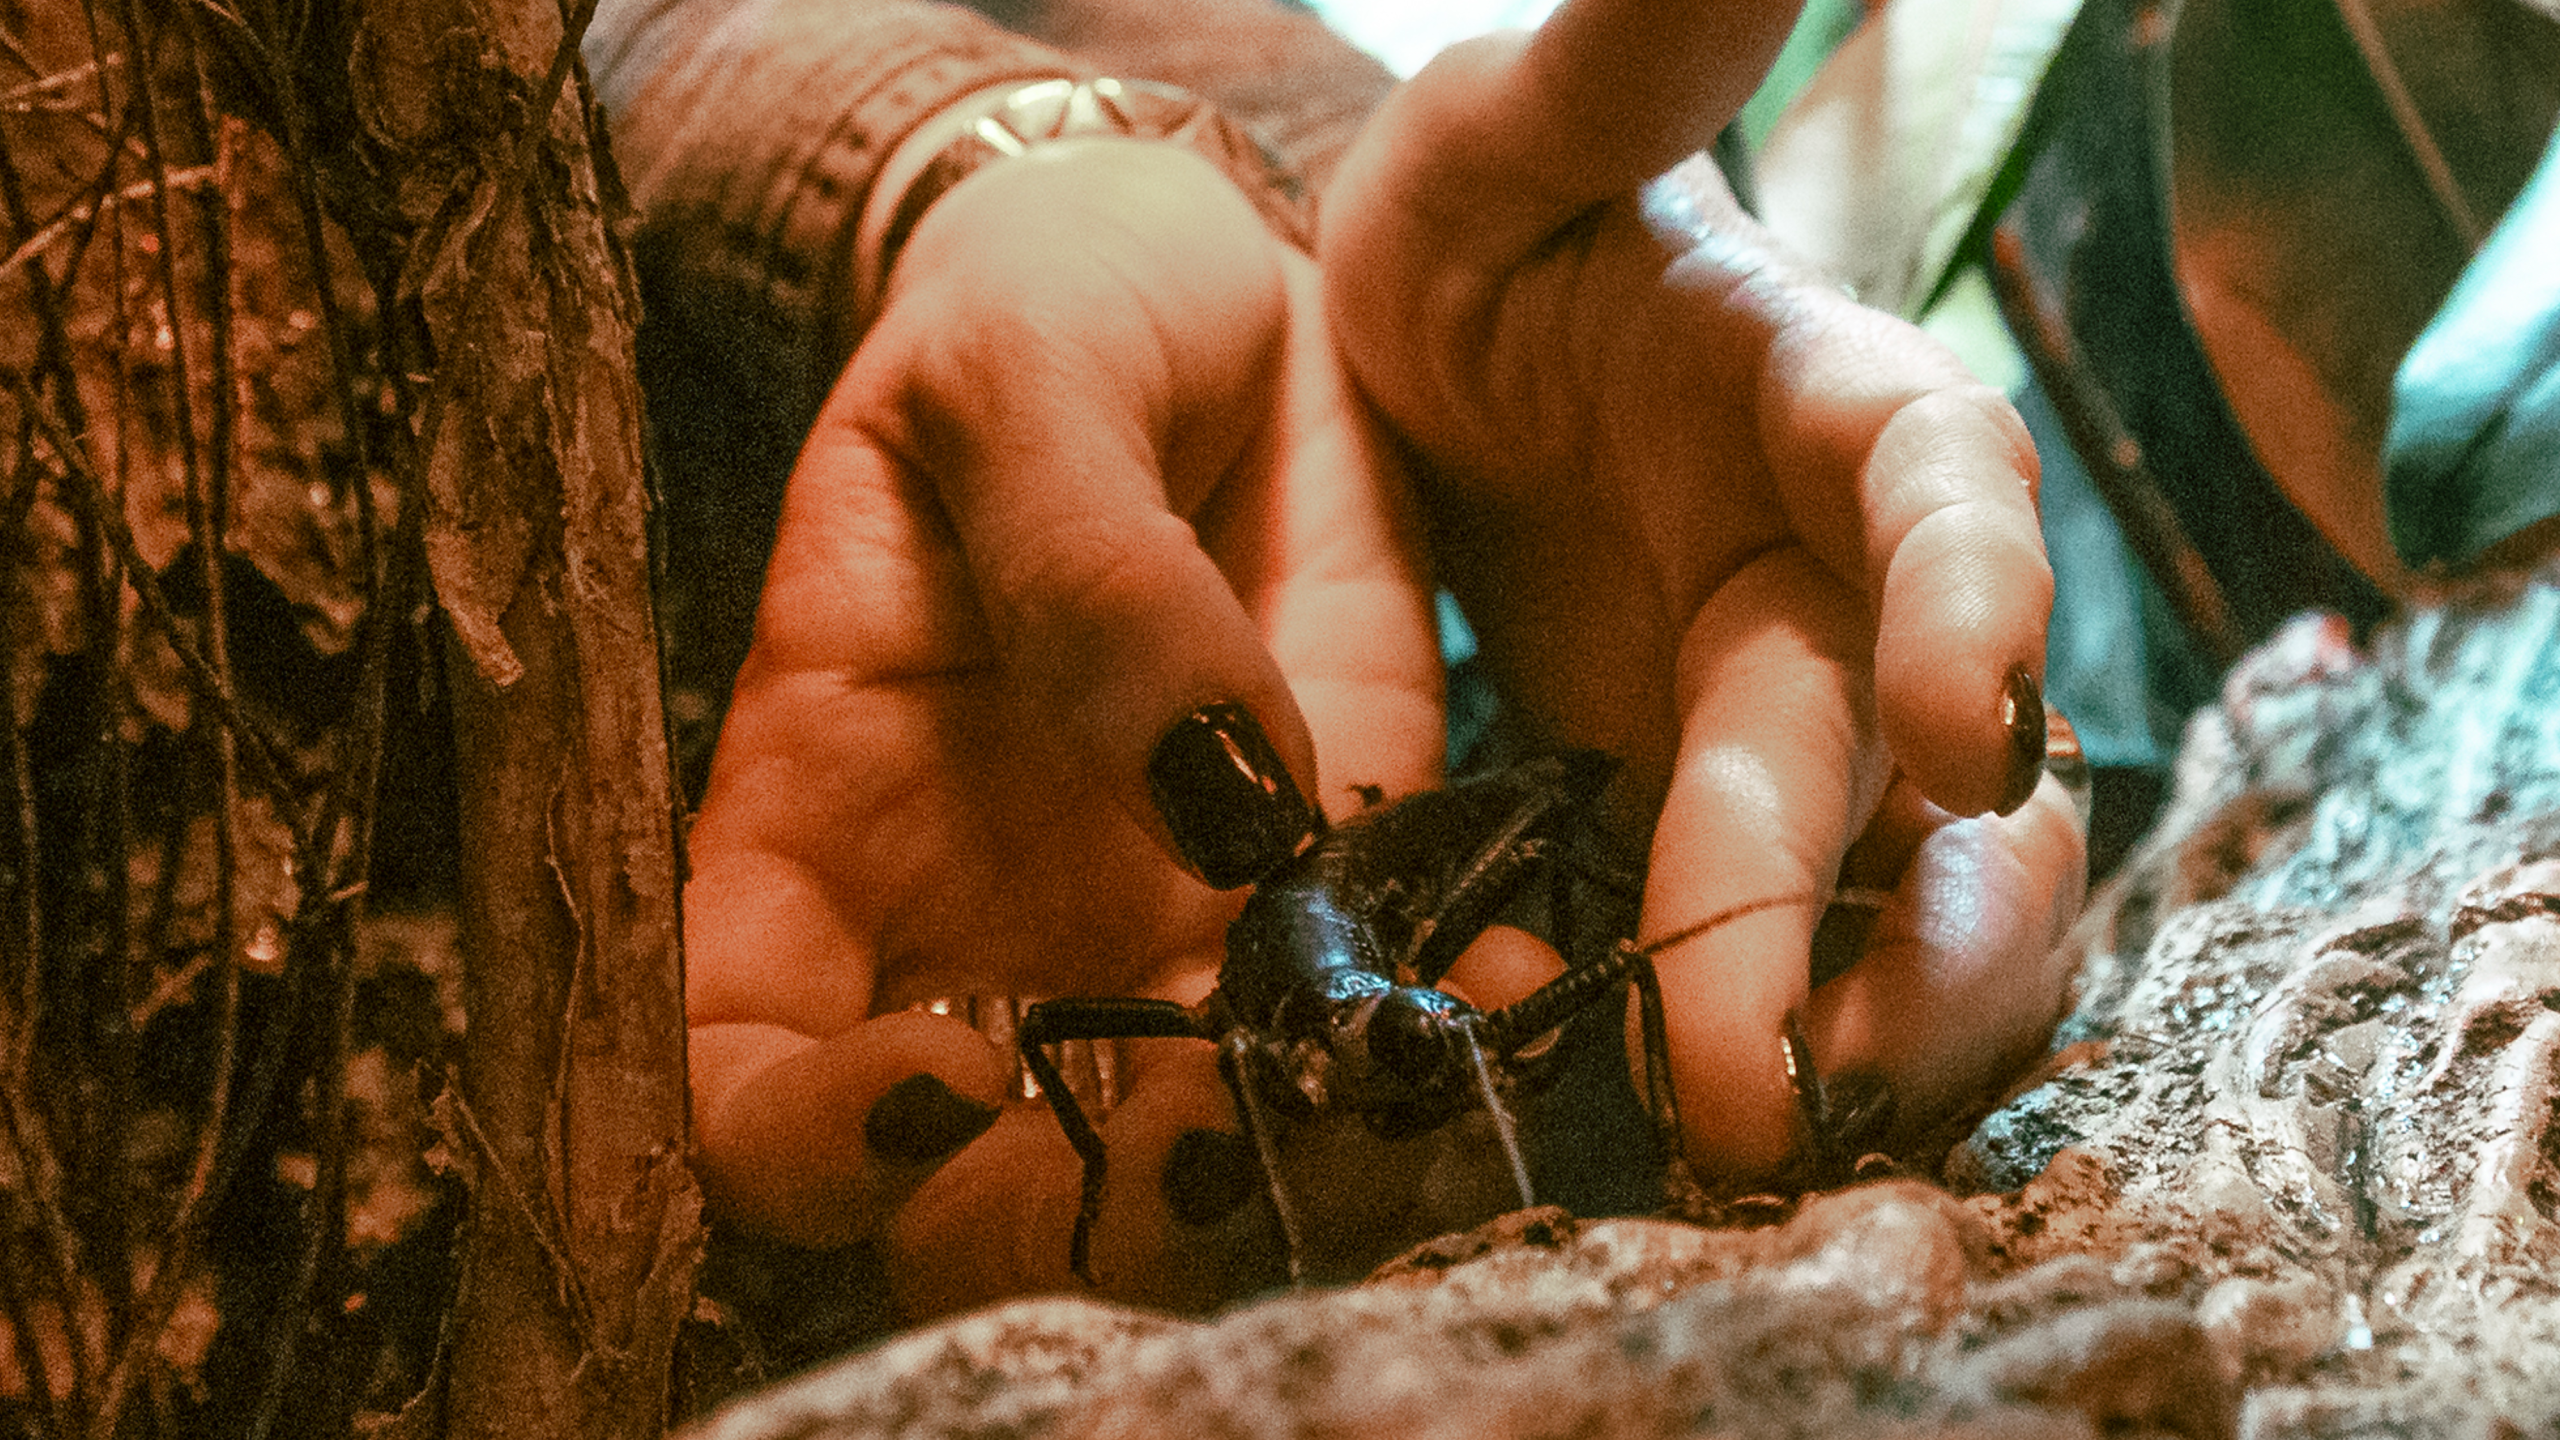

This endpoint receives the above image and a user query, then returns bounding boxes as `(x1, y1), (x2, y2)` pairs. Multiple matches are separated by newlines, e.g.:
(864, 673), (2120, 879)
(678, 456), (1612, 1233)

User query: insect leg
(1475, 938), (1637, 1060)
(1394, 753), (1619, 985)
(1473, 931), (1692, 1202)
(1017, 997), (1207, 1284)
(1622, 940), (1700, 1200)
(1404, 833), (1557, 986)
(1782, 1007), (1898, 1178)
(1216, 1031), (1308, 1285)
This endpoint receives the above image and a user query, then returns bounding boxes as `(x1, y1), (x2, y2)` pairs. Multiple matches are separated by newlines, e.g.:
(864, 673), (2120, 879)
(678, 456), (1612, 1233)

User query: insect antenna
(1630, 893), (1820, 965)
(1459, 1019), (1536, 1209)
(1474, 893), (1815, 1059)
(1219, 1032), (1310, 1285)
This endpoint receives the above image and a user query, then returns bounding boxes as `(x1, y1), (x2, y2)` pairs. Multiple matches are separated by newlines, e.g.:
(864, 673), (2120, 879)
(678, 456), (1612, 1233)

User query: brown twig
(238, 0), (400, 911)
(0, 164), (216, 283)
(9, 376), (313, 816)
(92, 29), (257, 1427)
(0, 1217), (67, 1435)
(2330, 0), (2483, 252)
(0, 124), (107, 1440)
(1985, 222), (2247, 667)
(245, 909), (359, 1440)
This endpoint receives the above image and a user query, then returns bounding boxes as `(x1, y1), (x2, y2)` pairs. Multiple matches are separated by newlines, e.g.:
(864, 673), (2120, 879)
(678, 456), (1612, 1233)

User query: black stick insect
(1018, 747), (1811, 1284)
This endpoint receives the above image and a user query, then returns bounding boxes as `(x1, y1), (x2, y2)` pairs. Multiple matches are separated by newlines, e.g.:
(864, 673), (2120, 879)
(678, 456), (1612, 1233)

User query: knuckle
(982, 507), (1198, 654)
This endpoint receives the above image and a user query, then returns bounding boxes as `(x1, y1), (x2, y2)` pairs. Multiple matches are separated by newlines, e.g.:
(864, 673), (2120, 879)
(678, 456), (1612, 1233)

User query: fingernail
(2043, 704), (2092, 825)
(1161, 1127), (1259, 1227)
(1146, 702), (1314, 889)
(1780, 1009), (1827, 1133)
(1995, 665), (2046, 816)
(1822, 1069), (1897, 1153)
(863, 1074), (999, 1164)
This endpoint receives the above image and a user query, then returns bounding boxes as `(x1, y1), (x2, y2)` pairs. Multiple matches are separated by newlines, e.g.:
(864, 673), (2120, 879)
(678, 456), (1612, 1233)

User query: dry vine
(0, 0), (698, 1435)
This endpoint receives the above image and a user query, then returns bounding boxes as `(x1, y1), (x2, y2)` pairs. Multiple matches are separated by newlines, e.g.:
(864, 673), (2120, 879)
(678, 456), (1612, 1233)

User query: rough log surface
(688, 565), (2560, 1440)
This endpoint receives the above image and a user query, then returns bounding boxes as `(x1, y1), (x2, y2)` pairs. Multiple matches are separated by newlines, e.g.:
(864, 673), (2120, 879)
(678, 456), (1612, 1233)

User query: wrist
(843, 76), (1310, 349)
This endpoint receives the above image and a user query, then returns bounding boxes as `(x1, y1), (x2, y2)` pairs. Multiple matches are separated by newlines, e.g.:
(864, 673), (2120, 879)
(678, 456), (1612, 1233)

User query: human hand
(1320, 0), (2087, 1177)
(680, 138), (1445, 1316)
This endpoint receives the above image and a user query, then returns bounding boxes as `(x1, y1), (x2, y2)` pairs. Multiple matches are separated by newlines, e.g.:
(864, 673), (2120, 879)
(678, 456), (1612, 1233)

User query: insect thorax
(1219, 873), (1394, 1032)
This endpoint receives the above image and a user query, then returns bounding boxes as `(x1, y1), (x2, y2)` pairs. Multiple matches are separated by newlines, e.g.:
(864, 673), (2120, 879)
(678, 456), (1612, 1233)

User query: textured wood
(341, 2), (704, 1436)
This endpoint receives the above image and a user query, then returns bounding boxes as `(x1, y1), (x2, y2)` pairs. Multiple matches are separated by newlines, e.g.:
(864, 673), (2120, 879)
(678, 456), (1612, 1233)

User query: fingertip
(1645, 560), (1888, 1179)
(886, 1108), (1086, 1316)
(691, 1012), (1010, 1251)
(889, 1041), (1270, 1318)
(1142, 700), (1320, 889)
(1639, 901), (1817, 1181)
(1874, 510), (2054, 818)
(1799, 771), (2088, 1132)
(1077, 1047), (1285, 1307)
(861, 1071), (1002, 1166)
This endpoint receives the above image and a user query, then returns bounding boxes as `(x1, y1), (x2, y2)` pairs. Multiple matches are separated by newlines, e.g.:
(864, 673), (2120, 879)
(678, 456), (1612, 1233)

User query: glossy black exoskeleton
(1020, 749), (1804, 1283)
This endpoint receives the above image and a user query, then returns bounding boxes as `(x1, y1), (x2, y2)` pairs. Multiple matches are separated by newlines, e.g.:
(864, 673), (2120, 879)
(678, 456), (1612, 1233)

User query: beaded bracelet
(847, 76), (1312, 330)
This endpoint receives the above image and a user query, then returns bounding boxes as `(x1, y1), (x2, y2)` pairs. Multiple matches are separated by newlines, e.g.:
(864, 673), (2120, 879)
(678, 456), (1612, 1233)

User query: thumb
(850, 140), (1325, 883)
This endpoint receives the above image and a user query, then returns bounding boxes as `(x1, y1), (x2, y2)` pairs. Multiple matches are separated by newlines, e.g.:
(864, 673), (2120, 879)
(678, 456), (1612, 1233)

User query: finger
(1621, 153), (2053, 820)
(1642, 546), (1894, 1177)
(888, 1013), (1543, 1317)
(1797, 768), (2088, 1131)
(887, 1038), (1283, 1319)
(1326, 2), (1797, 281)
(1441, 925), (1568, 1012)
(1196, 257), (1446, 815)
(840, 140), (1321, 883)
(1743, 274), (2055, 818)
(687, 1011), (1012, 1249)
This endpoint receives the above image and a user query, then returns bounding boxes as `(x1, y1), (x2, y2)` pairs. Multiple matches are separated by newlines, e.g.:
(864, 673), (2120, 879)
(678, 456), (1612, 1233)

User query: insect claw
(1220, 1032), (1308, 1286)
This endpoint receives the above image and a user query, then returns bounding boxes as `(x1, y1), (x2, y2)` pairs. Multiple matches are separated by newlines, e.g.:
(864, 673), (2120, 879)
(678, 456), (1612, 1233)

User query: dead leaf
(2166, 0), (2560, 585)
(1758, 0), (2080, 315)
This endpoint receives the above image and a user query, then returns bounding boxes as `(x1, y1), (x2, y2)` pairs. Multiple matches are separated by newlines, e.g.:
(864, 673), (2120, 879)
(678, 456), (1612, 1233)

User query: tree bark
(344, 1), (703, 1436)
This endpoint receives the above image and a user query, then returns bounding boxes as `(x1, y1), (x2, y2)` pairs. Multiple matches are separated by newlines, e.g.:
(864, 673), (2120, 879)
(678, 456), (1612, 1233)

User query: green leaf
(2386, 124), (2560, 570)
(1735, 0), (1864, 149)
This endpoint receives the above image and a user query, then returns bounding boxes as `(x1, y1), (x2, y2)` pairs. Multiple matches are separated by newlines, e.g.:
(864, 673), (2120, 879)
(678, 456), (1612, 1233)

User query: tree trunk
(344, 2), (703, 1436)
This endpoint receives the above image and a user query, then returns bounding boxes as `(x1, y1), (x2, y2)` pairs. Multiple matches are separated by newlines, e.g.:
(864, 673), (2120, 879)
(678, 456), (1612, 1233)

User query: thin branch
(0, 454), (47, 1098)
(0, 1222), (66, 1437)
(1986, 223), (2246, 665)
(254, 0), (399, 907)
(0, 52), (119, 112)
(100, 37), (251, 1436)
(2332, 0), (2485, 252)
(0, 1088), (92, 1423)
(9, 378), (314, 816)
(245, 910), (358, 1440)
(0, 165), (216, 286)
(89, 30), (141, 1345)
(0, 124), (103, 1440)
(0, 23), (45, 80)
